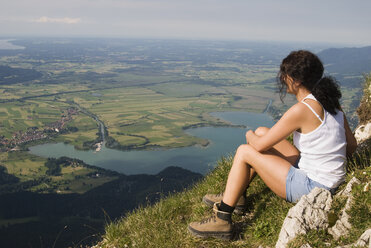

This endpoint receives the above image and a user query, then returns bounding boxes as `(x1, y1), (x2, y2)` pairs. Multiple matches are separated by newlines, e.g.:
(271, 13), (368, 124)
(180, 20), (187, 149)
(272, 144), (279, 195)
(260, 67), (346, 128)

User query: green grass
(99, 155), (293, 248)
(98, 151), (370, 248)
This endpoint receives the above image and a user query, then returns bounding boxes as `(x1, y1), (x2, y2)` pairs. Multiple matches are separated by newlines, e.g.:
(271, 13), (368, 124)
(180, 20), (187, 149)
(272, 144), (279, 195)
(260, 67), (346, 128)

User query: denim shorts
(285, 159), (336, 203)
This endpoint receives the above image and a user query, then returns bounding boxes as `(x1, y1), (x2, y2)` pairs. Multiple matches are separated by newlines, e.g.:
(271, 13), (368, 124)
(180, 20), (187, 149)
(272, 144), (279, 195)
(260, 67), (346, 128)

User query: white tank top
(293, 94), (347, 188)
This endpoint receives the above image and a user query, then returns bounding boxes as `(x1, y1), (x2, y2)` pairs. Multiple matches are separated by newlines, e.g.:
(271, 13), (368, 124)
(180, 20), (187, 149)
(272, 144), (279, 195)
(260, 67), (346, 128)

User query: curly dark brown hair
(277, 50), (341, 115)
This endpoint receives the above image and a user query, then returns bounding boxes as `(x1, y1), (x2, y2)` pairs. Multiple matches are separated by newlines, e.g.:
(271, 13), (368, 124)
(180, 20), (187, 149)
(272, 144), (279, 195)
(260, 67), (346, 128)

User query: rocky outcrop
(328, 177), (361, 240)
(276, 188), (332, 248)
(336, 229), (371, 248)
(299, 244), (312, 248)
(276, 177), (369, 248)
(337, 177), (361, 196)
(352, 229), (371, 247)
(298, 229), (371, 248)
(355, 74), (371, 145)
(355, 123), (371, 144)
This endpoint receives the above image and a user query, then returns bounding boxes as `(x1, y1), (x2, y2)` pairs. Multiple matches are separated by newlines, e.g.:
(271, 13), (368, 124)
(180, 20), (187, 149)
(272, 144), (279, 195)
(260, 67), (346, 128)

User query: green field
(1, 152), (47, 181)
(0, 68), (283, 150)
(55, 114), (99, 150)
(0, 64), (282, 194)
(0, 100), (67, 138)
(0, 59), (283, 195)
(0, 151), (117, 194)
(0, 38), (364, 196)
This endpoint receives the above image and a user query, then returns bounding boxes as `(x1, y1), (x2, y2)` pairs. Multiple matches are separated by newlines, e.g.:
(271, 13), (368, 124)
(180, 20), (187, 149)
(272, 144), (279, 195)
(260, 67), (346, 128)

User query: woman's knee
(236, 144), (250, 153)
(254, 126), (270, 136)
(235, 144), (256, 162)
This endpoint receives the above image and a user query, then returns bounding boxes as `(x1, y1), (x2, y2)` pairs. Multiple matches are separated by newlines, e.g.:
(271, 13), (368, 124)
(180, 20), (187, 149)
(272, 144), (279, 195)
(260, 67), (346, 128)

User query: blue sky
(1, 0), (370, 45)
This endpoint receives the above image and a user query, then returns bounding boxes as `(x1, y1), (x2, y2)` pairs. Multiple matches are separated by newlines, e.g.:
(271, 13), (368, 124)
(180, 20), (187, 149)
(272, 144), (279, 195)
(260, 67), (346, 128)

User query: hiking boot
(188, 202), (233, 240)
(203, 193), (246, 215)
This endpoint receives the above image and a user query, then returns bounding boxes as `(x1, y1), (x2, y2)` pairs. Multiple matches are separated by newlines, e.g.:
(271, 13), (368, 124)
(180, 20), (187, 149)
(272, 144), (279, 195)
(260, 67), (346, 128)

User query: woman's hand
(246, 103), (305, 152)
(245, 130), (253, 144)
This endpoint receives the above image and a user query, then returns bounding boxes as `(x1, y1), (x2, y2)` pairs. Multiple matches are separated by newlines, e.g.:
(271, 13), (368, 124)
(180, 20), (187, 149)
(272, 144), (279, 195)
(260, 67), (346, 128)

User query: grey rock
(275, 188), (332, 248)
(364, 182), (369, 192)
(335, 228), (371, 248)
(328, 197), (352, 240)
(354, 229), (371, 247)
(300, 244), (312, 248)
(354, 122), (371, 144)
(337, 177), (361, 197)
(329, 177), (361, 240)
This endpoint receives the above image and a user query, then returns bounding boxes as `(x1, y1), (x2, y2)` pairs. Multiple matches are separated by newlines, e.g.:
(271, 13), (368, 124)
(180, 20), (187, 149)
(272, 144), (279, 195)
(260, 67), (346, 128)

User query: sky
(1, 0), (371, 45)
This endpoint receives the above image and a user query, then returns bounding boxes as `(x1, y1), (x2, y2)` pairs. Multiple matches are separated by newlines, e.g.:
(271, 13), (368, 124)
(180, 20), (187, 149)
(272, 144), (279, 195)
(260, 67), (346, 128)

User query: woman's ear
(293, 80), (301, 89)
(285, 75), (293, 85)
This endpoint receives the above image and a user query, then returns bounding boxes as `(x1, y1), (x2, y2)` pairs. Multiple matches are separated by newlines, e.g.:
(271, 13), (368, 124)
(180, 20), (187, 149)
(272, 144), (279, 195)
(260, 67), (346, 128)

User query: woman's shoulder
(276, 103), (308, 128)
(280, 102), (316, 126)
(285, 102), (308, 117)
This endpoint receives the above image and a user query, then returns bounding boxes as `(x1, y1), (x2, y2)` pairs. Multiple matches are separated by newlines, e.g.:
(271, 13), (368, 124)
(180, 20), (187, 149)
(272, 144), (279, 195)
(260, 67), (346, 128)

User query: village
(0, 107), (79, 152)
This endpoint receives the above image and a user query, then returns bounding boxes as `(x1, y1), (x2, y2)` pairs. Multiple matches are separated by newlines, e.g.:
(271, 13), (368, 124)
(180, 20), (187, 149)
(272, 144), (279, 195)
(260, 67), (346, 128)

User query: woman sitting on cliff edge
(188, 50), (358, 240)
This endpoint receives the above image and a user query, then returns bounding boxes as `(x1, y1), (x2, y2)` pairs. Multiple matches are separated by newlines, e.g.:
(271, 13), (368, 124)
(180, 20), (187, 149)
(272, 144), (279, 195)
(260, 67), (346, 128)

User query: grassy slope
(97, 151), (370, 248)
(96, 73), (371, 248)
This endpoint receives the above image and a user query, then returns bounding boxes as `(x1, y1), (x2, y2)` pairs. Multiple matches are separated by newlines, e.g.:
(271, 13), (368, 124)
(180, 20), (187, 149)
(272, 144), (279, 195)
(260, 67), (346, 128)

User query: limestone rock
(335, 228), (371, 248)
(328, 197), (353, 240)
(337, 177), (361, 197)
(275, 188), (332, 248)
(354, 229), (371, 247)
(329, 177), (361, 240)
(300, 244), (312, 248)
(364, 182), (370, 192)
(354, 123), (371, 144)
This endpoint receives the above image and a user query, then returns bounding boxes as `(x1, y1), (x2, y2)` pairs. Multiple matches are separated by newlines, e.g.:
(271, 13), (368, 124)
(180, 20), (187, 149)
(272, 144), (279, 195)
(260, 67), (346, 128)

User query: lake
(0, 39), (25, 50)
(28, 111), (274, 175)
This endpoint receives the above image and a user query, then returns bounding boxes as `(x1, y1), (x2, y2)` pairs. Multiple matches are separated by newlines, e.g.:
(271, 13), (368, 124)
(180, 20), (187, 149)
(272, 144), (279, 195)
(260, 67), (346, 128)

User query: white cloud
(34, 16), (81, 24)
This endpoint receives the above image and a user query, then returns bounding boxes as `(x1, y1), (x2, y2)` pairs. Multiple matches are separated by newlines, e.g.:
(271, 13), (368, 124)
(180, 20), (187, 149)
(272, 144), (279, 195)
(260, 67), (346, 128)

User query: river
(28, 111), (274, 175)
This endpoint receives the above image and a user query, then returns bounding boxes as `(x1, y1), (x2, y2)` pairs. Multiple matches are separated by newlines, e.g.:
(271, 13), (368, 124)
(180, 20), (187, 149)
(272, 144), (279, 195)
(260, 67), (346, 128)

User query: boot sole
(202, 196), (245, 215)
(188, 225), (233, 240)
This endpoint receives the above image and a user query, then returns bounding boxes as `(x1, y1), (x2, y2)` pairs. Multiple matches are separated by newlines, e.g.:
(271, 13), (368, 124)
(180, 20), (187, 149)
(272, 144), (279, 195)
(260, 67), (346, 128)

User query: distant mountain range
(318, 46), (371, 87)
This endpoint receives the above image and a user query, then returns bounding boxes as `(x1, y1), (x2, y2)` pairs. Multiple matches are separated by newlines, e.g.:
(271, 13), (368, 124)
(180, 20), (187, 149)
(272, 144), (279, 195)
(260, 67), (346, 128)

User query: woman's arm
(246, 103), (305, 152)
(343, 113), (357, 156)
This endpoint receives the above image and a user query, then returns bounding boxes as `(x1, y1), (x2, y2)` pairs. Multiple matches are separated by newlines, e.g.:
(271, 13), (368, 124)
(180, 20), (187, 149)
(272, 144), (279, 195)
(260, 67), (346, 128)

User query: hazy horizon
(1, 0), (371, 46)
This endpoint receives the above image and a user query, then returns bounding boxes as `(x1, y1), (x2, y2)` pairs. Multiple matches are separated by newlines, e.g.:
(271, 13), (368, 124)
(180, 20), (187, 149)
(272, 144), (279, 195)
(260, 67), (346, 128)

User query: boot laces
(199, 214), (216, 224)
(215, 192), (224, 197)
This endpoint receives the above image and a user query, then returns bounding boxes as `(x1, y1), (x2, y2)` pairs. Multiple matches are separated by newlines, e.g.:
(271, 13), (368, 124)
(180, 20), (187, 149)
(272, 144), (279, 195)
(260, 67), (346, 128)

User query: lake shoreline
(28, 111), (275, 175)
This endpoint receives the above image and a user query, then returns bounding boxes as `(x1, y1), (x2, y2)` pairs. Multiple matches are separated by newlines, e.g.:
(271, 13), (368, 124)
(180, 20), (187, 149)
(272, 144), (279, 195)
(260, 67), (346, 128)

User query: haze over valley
(0, 38), (370, 247)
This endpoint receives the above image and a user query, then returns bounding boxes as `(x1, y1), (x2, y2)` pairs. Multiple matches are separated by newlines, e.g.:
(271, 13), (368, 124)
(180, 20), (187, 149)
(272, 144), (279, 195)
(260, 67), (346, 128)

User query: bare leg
(222, 127), (299, 207)
(254, 127), (299, 164)
(246, 168), (256, 188)
(187, 127), (299, 240)
(241, 127), (298, 189)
